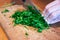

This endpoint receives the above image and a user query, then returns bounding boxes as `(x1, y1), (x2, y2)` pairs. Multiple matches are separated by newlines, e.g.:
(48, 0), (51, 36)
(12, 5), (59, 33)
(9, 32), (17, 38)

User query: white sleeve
(43, 0), (60, 24)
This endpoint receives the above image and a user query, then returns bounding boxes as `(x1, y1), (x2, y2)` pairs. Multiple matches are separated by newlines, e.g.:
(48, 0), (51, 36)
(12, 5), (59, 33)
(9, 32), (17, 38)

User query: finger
(47, 15), (60, 24)
(51, 16), (60, 24)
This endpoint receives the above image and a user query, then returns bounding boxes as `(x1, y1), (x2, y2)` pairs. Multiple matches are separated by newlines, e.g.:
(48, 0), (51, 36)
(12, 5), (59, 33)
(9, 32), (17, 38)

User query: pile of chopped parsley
(11, 5), (49, 32)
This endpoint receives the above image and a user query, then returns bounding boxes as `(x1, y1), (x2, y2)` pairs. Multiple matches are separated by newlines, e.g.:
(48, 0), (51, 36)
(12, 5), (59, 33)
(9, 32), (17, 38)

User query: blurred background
(0, 0), (53, 10)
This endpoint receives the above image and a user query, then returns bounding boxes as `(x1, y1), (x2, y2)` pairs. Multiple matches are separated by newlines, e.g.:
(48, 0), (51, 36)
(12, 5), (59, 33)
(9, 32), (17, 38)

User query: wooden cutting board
(0, 0), (11, 40)
(0, 0), (60, 40)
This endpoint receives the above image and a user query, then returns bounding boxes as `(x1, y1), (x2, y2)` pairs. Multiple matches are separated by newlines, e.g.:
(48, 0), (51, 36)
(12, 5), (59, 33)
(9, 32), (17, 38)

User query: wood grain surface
(0, 0), (60, 40)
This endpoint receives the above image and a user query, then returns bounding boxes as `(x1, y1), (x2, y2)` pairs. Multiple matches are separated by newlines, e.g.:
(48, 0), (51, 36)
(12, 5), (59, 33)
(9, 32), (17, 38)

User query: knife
(22, 0), (41, 14)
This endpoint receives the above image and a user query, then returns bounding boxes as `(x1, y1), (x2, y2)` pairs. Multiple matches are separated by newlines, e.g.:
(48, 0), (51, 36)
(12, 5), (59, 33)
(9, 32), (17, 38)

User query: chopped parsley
(11, 5), (49, 32)
(25, 32), (29, 36)
(1, 9), (9, 13)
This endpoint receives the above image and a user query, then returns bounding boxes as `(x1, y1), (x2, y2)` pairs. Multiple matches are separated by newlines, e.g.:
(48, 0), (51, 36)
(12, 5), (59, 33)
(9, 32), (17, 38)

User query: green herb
(25, 32), (29, 36)
(37, 28), (42, 32)
(2, 9), (9, 13)
(11, 5), (49, 32)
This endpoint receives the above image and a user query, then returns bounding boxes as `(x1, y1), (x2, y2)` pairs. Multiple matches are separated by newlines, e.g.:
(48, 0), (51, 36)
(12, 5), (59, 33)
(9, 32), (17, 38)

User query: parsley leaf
(1, 9), (9, 13)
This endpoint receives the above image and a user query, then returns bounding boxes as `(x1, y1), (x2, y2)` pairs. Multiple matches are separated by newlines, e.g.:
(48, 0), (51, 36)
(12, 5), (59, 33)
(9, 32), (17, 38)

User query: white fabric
(43, 0), (60, 24)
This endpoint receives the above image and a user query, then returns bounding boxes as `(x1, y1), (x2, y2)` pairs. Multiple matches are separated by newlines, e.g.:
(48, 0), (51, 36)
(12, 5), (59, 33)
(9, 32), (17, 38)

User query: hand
(43, 0), (60, 24)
